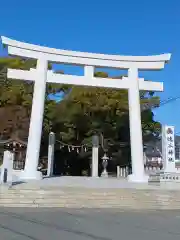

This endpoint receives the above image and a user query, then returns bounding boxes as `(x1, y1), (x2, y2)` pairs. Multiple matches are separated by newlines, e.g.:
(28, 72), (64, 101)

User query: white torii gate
(1, 36), (171, 182)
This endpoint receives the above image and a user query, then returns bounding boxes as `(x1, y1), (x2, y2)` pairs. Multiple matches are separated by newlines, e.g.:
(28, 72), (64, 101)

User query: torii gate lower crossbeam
(1, 36), (171, 182)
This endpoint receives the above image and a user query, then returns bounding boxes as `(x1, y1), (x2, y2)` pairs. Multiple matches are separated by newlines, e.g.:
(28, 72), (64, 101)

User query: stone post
(117, 166), (120, 178)
(47, 132), (55, 177)
(92, 135), (99, 177)
(0, 150), (13, 185)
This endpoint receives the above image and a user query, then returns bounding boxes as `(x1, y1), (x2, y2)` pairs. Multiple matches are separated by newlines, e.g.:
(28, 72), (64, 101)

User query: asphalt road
(0, 208), (180, 240)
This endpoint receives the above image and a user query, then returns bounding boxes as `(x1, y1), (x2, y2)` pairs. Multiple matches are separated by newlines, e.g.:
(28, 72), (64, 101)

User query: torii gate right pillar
(127, 67), (148, 182)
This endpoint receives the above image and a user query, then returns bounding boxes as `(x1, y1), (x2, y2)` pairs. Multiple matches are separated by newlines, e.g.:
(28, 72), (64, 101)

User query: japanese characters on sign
(166, 127), (175, 162)
(162, 125), (176, 172)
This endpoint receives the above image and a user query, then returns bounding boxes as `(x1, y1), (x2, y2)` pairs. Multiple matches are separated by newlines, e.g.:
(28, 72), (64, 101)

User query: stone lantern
(101, 153), (109, 177)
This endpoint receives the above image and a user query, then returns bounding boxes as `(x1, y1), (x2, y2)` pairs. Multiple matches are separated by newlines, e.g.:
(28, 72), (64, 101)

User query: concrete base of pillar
(20, 170), (43, 180)
(101, 170), (108, 178)
(163, 169), (177, 174)
(127, 174), (149, 183)
(46, 173), (54, 178)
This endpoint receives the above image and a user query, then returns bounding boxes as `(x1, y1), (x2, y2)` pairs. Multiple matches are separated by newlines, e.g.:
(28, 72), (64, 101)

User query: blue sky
(0, 0), (180, 132)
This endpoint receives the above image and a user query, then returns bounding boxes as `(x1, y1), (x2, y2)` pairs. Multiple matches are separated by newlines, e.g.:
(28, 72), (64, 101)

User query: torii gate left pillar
(23, 58), (48, 179)
(1, 36), (171, 182)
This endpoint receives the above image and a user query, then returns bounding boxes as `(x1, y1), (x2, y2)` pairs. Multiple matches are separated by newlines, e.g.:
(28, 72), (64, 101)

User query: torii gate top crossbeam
(1, 36), (171, 70)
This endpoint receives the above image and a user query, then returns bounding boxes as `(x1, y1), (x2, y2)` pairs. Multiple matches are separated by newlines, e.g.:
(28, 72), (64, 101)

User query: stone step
(1, 197), (180, 206)
(0, 203), (179, 209)
(1, 187), (180, 209)
(0, 195), (179, 201)
(5, 189), (180, 193)
(1, 187), (179, 193)
(1, 192), (180, 200)
(0, 195), (179, 202)
(0, 202), (179, 209)
(0, 195), (162, 201)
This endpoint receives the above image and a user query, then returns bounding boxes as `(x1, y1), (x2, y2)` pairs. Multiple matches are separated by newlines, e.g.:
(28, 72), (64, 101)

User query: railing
(117, 165), (180, 178)
(10, 151), (26, 170)
(13, 159), (25, 170)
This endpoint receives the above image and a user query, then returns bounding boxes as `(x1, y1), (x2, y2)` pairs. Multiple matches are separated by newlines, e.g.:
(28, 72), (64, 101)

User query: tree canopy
(50, 71), (161, 146)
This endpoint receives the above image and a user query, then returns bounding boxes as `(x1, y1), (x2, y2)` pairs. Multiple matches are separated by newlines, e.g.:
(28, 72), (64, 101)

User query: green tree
(0, 57), (60, 139)
(50, 71), (161, 146)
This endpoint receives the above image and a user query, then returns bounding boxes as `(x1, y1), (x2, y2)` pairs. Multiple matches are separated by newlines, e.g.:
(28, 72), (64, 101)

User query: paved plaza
(0, 208), (180, 240)
(9, 176), (180, 190)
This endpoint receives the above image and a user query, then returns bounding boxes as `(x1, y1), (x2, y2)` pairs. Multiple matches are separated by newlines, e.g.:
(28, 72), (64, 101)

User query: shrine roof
(0, 138), (27, 146)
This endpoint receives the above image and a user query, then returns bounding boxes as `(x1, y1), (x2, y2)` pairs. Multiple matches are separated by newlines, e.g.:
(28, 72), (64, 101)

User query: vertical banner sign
(162, 125), (176, 173)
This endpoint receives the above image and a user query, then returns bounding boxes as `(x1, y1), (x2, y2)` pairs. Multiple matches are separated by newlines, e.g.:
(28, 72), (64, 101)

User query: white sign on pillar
(162, 125), (176, 173)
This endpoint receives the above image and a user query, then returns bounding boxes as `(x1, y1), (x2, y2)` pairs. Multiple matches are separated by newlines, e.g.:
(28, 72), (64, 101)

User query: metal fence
(13, 159), (25, 170)
(12, 151), (25, 170)
(117, 165), (180, 178)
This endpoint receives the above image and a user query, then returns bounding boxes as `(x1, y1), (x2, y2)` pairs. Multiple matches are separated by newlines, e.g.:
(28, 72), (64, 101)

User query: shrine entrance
(52, 138), (131, 177)
(1, 36), (171, 182)
(53, 149), (90, 176)
(52, 140), (93, 176)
